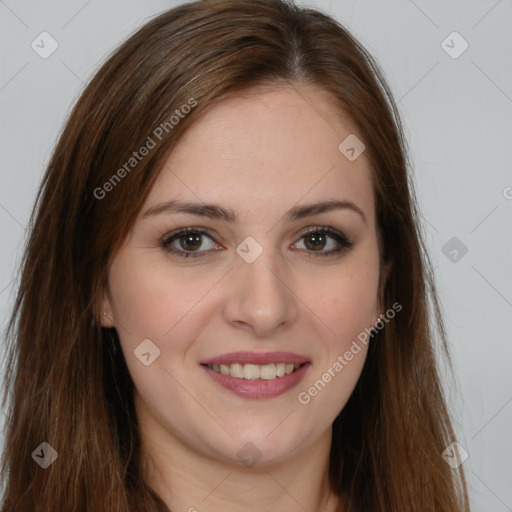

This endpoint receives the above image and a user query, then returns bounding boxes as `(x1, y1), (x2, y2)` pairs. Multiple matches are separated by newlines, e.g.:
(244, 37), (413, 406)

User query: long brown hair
(1, 0), (470, 510)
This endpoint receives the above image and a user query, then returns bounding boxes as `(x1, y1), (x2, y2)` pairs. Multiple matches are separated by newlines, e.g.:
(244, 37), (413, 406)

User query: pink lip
(199, 351), (311, 366)
(201, 362), (311, 399)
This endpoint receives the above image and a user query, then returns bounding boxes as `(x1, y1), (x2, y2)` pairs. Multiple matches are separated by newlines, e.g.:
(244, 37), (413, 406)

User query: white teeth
(206, 362), (303, 380)
(243, 364), (260, 379)
(230, 363), (244, 378)
(260, 364), (276, 380)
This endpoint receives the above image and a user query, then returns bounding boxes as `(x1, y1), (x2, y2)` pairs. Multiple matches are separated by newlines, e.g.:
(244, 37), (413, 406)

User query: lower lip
(201, 363), (311, 399)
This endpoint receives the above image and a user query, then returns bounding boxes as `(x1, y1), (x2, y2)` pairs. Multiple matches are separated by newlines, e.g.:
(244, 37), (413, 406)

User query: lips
(200, 351), (311, 399)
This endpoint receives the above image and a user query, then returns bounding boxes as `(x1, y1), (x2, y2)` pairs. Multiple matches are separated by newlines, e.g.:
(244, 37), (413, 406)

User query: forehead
(145, 84), (375, 227)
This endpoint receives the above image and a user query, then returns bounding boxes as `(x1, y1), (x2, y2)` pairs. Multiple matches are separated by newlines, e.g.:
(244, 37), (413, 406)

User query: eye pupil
(305, 233), (326, 251)
(180, 233), (202, 251)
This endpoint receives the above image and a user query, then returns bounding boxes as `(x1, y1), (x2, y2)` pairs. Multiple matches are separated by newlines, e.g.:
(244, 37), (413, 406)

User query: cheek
(107, 256), (209, 408)
(107, 252), (232, 400)
(304, 251), (380, 348)
(296, 260), (377, 418)
(108, 252), (213, 339)
(300, 249), (379, 414)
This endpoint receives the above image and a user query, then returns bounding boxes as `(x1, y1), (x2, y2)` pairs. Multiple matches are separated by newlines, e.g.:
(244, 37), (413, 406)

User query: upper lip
(200, 351), (311, 366)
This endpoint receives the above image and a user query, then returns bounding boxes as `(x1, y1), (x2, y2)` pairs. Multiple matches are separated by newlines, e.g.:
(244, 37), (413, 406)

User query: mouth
(199, 351), (311, 399)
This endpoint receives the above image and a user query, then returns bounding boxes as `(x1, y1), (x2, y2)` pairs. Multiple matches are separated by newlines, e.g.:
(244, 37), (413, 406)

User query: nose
(223, 246), (299, 338)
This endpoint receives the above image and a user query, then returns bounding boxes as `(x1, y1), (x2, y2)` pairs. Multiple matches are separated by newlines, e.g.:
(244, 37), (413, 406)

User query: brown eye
(178, 232), (202, 251)
(294, 227), (353, 257)
(304, 232), (328, 251)
(161, 228), (218, 258)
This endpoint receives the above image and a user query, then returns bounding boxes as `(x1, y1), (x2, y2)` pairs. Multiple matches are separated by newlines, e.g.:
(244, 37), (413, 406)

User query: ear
(98, 289), (115, 328)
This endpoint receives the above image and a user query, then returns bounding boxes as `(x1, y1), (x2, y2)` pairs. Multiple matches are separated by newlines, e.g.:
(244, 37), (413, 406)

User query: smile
(200, 351), (311, 399)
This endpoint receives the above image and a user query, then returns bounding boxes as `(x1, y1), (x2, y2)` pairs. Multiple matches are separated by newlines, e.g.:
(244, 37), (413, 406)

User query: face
(102, 84), (384, 466)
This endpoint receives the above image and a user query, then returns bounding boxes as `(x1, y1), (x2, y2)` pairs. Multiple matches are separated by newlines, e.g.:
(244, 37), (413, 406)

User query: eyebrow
(142, 198), (367, 224)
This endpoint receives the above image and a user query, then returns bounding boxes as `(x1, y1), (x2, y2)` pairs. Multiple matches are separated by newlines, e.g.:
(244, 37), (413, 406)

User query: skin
(102, 84), (383, 512)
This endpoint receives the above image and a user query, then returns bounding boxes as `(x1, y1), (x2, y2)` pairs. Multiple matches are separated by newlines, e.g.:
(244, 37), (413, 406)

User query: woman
(1, 0), (471, 510)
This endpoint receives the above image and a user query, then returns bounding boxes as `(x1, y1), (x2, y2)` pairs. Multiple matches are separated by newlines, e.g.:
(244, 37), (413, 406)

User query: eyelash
(160, 226), (353, 259)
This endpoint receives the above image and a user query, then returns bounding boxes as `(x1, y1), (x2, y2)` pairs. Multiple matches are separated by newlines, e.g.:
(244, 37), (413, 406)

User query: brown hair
(1, 0), (470, 510)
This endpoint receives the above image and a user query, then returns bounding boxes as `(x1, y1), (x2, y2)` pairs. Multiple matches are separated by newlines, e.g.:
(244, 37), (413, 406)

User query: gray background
(1, 0), (511, 509)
